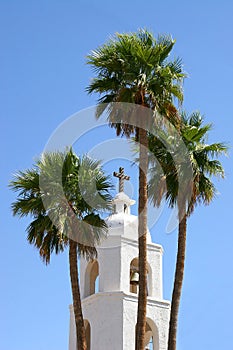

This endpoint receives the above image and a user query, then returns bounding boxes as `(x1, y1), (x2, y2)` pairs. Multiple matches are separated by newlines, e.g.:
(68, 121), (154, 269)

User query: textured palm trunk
(136, 127), (148, 350)
(167, 210), (187, 350)
(69, 239), (87, 350)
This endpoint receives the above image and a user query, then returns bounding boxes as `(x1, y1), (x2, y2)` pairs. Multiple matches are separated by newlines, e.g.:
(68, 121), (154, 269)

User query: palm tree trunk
(167, 211), (187, 350)
(136, 127), (148, 350)
(69, 239), (87, 350)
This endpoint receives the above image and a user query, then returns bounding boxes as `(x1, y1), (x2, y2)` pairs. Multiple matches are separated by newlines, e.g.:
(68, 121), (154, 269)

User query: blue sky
(1, 1), (233, 349)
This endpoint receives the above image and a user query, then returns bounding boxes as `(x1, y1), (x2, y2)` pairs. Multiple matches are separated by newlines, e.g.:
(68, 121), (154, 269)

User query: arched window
(95, 275), (99, 293)
(129, 258), (152, 296)
(136, 319), (158, 350)
(84, 260), (99, 297)
(144, 319), (159, 350)
(124, 203), (129, 213)
(84, 320), (91, 350)
(130, 258), (139, 294)
(144, 322), (153, 349)
(146, 263), (152, 297)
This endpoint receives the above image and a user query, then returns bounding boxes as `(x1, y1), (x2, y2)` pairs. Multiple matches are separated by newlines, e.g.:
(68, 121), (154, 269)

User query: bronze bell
(130, 271), (139, 285)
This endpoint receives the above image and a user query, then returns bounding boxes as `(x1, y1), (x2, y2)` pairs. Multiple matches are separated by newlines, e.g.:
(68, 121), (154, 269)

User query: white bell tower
(69, 168), (170, 350)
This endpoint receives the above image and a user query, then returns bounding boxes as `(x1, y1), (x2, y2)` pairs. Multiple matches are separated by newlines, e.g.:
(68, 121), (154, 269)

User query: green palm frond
(86, 28), (186, 137)
(10, 169), (40, 196)
(148, 112), (228, 215)
(26, 215), (68, 264)
(10, 149), (112, 263)
(194, 142), (228, 157)
(11, 196), (45, 217)
(167, 57), (184, 75)
(188, 111), (203, 127)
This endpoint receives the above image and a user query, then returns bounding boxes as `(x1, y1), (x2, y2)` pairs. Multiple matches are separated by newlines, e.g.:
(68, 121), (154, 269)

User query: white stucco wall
(80, 236), (163, 299)
(69, 192), (170, 350)
(122, 294), (170, 350)
(69, 292), (170, 350)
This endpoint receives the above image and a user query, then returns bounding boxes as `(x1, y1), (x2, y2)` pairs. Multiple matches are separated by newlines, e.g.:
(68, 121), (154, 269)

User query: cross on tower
(113, 167), (130, 193)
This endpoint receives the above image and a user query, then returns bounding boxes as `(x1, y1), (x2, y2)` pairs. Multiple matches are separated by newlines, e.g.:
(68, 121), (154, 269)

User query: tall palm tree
(10, 149), (112, 350)
(148, 112), (227, 350)
(86, 29), (185, 350)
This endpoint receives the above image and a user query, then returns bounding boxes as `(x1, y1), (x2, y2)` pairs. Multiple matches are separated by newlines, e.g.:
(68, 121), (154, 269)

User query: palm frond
(10, 149), (112, 263)
(86, 28), (186, 137)
(148, 111), (227, 215)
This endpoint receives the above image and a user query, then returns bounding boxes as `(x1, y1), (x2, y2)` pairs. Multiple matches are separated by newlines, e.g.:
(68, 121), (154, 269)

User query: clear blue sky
(1, 1), (232, 349)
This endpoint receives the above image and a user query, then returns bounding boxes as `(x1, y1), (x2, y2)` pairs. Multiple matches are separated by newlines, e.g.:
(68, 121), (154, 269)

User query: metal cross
(113, 167), (130, 193)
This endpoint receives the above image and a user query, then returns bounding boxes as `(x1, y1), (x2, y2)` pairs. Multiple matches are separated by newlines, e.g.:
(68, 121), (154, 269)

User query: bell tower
(69, 168), (170, 350)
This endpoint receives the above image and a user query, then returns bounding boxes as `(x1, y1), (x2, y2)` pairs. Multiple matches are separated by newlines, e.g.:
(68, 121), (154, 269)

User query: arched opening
(95, 275), (99, 293)
(129, 258), (152, 296)
(146, 263), (153, 297)
(130, 258), (139, 294)
(135, 318), (159, 350)
(84, 260), (99, 297)
(144, 318), (159, 350)
(84, 320), (91, 350)
(144, 322), (153, 350)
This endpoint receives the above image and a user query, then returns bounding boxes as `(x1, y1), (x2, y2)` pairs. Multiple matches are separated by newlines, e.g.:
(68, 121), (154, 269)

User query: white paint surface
(69, 192), (170, 350)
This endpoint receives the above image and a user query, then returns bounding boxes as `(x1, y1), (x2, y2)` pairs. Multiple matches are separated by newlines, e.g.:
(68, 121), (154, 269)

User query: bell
(130, 271), (139, 285)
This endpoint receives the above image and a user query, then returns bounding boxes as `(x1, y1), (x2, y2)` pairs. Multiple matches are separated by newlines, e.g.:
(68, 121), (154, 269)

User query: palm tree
(148, 112), (227, 350)
(10, 149), (112, 350)
(86, 29), (185, 350)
